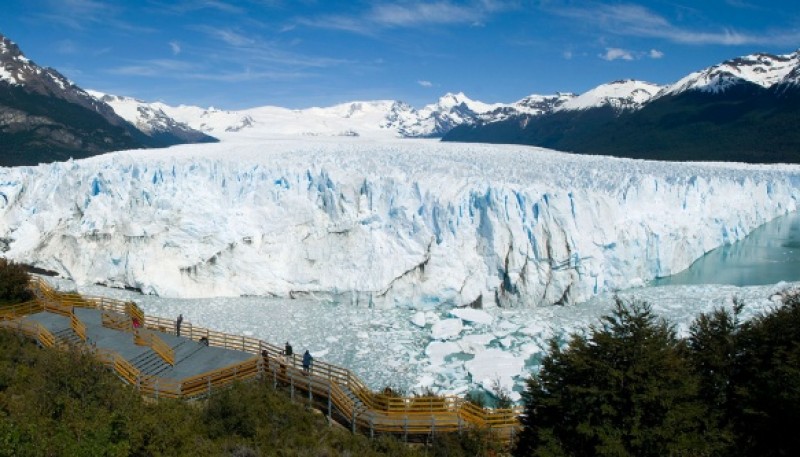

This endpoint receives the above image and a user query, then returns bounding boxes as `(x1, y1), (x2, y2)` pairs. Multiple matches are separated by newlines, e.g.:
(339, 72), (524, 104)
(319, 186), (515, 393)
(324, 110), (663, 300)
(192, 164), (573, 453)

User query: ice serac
(0, 139), (798, 307)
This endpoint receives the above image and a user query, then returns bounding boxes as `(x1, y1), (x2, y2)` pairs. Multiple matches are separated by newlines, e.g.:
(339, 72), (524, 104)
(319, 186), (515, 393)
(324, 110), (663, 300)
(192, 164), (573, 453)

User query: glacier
(1, 137), (798, 309)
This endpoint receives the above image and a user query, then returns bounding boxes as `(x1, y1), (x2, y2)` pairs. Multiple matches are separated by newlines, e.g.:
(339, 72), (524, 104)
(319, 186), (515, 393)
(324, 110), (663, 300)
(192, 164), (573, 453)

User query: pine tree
(731, 291), (800, 456)
(515, 298), (714, 457)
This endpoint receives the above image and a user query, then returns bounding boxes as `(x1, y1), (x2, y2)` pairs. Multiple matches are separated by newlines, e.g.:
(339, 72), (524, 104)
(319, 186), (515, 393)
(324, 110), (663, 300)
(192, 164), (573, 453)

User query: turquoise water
(651, 211), (800, 287)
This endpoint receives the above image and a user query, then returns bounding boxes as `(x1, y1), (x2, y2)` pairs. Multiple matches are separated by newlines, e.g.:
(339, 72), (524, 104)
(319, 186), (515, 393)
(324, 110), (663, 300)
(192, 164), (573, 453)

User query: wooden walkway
(0, 278), (521, 443)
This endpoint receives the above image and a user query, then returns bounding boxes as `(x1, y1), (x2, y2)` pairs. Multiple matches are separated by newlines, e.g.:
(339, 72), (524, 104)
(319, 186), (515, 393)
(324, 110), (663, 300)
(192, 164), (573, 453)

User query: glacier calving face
(0, 138), (798, 307)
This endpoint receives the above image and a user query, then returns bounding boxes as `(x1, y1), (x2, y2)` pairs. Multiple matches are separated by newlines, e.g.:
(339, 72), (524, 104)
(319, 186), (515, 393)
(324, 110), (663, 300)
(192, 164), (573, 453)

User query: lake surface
(652, 211), (800, 287)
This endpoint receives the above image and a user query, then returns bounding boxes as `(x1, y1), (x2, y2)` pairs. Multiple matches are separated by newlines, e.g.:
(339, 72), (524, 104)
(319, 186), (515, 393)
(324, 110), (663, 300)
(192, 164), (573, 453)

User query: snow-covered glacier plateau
(1, 138), (798, 308)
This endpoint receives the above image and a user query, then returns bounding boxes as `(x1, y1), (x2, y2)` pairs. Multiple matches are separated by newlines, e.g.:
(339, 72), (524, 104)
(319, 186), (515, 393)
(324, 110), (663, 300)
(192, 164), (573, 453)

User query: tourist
(284, 341), (293, 357)
(176, 313), (183, 337)
(302, 350), (313, 374)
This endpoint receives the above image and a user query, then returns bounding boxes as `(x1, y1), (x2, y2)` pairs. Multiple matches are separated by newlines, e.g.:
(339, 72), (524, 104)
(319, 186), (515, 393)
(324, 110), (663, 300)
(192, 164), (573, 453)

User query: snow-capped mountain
(0, 34), (128, 129)
(87, 91), (216, 145)
(0, 32), (217, 166)
(660, 51), (800, 96)
(557, 80), (662, 111)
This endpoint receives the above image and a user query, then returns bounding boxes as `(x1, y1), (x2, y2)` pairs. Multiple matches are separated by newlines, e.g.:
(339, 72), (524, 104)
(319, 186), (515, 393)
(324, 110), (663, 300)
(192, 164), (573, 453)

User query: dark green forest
(443, 84), (800, 164)
(515, 293), (800, 457)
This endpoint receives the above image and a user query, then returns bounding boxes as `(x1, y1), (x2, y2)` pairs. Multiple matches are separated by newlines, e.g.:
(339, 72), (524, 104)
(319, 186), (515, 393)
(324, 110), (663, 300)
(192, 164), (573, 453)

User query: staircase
(339, 384), (371, 426)
(130, 340), (189, 377)
(54, 327), (83, 347)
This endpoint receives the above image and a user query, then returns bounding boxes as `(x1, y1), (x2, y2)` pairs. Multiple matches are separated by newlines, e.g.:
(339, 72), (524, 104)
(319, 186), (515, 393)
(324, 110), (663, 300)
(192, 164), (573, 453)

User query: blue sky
(2, 0), (799, 109)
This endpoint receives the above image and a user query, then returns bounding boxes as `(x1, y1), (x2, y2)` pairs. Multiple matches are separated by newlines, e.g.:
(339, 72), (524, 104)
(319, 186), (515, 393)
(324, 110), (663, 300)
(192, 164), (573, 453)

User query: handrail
(21, 277), (522, 441)
(70, 312), (87, 342)
(133, 328), (175, 366)
(0, 300), (43, 320)
(101, 310), (133, 332)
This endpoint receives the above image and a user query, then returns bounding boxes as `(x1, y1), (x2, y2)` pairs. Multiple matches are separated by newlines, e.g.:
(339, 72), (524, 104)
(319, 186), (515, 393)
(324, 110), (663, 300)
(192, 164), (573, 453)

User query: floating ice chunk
(425, 341), (461, 366)
(431, 318), (463, 340)
(450, 308), (493, 325)
(465, 348), (525, 394)
(457, 334), (494, 354)
(518, 342), (542, 358)
(425, 311), (440, 325)
(493, 321), (520, 337)
(415, 374), (436, 388)
(411, 311), (427, 328)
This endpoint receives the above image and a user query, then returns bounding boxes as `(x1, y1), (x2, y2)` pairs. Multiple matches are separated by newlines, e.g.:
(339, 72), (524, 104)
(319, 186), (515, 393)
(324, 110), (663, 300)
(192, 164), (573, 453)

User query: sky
(2, 0), (800, 109)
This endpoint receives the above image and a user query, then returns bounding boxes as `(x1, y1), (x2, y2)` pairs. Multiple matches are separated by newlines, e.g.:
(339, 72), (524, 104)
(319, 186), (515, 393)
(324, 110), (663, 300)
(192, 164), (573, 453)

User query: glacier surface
(1, 138), (799, 308)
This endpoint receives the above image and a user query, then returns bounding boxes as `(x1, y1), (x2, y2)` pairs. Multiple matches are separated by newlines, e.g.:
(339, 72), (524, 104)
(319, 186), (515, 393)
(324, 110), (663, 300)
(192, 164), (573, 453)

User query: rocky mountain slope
(444, 51), (800, 164)
(0, 33), (215, 167)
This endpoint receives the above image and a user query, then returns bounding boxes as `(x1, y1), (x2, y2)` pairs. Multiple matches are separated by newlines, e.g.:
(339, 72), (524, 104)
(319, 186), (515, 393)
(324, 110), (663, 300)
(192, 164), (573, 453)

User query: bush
(0, 259), (31, 305)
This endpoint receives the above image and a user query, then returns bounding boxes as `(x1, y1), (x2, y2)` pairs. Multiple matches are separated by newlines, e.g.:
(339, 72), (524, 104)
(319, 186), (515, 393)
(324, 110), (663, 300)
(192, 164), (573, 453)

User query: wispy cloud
(599, 47), (665, 61)
(107, 59), (199, 77)
(191, 25), (350, 69)
(55, 39), (78, 55)
(38, 0), (155, 33)
(600, 48), (634, 61)
(417, 80), (433, 87)
(299, 1), (513, 35)
(192, 26), (256, 46)
(149, 0), (245, 15)
(544, 2), (800, 46)
(169, 41), (181, 55)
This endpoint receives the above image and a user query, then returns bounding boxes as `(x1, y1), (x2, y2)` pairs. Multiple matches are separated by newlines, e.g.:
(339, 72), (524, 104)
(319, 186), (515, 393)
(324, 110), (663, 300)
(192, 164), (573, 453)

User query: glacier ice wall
(0, 138), (798, 307)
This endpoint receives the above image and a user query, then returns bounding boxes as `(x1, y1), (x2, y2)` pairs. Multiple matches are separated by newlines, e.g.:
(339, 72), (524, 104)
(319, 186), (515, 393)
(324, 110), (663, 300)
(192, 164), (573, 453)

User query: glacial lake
(652, 211), (800, 287)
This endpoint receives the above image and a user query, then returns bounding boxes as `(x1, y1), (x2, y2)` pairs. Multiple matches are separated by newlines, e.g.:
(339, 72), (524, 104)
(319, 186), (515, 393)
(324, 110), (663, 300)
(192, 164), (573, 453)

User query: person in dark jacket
(302, 350), (313, 373)
(284, 342), (293, 357)
(176, 314), (183, 337)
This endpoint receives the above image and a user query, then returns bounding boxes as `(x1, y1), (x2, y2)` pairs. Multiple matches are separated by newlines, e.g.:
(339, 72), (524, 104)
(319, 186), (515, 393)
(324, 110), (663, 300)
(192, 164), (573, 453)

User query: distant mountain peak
(661, 50), (800, 96)
(557, 79), (662, 112)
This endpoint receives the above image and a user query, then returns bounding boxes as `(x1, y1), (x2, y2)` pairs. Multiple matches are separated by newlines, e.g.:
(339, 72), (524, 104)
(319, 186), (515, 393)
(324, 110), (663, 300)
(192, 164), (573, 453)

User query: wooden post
(351, 409), (356, 434)
(404, 416), (408, 443)
(327, 385), (332, 423)
(308, 377), (312, 402)
(290, 373), (294, 400)
(370, 417), (374, 440)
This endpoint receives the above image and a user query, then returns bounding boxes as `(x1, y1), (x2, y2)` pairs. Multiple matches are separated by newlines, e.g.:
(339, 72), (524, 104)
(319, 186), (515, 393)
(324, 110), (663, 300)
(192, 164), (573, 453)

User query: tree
(730, 291), (800, 456)
(515, 298), (715, 457)
(686, 300), (744, 452)
(0, 258), (31, 305)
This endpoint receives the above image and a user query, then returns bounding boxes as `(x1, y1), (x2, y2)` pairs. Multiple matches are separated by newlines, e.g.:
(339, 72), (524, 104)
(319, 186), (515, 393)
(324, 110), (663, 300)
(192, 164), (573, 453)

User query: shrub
(0, 259), (31, 305)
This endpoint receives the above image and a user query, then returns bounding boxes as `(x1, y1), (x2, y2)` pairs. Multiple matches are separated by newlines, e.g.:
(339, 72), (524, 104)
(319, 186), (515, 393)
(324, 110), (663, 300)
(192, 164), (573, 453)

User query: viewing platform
(0, 277), (521, 443)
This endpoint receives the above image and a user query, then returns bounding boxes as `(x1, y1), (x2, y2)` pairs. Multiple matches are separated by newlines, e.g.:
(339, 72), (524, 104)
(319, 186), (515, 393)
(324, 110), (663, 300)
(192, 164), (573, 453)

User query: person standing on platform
(176, 313), (183, 337)
(302, 350), (313, 374)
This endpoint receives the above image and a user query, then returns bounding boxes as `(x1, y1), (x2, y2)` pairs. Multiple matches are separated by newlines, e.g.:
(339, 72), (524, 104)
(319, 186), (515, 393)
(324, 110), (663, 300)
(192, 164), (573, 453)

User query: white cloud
(544, 3), (800, 46)
(299, 1), (513, 34)
(417, 80), (433, 87)
(563, 50), (573, 60)
(169, 41), (181, 55)
(649, 48), (664, 59)
(600, 48), (634, 61)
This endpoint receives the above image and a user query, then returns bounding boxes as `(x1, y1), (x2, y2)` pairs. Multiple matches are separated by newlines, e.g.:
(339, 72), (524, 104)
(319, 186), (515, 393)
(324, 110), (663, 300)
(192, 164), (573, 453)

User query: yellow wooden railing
(70, 312), (87, 342)
(7, 278), (522, 442)
(0, 300), (43, 321)
(101, 310), (133, 332)
(133, 328), (175, 366)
